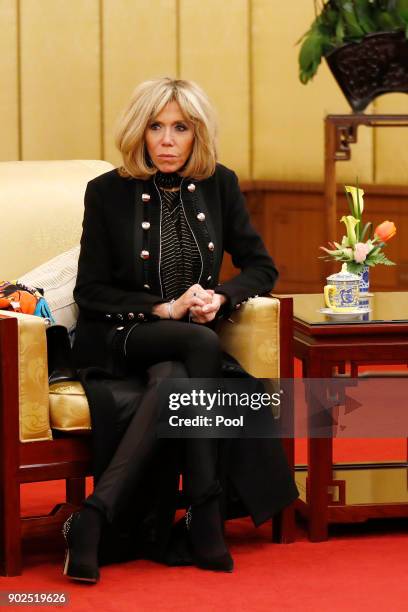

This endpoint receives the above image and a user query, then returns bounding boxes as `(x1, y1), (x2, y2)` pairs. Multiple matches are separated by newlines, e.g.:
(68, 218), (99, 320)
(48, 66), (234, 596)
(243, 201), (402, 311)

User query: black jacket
(73, 163), (278, 371)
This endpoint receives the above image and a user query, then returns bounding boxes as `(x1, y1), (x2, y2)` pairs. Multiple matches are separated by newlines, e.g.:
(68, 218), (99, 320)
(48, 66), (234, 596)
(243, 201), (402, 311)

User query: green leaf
(375, 240), (386, 249)
(335, 13), (345, 41)
(344, 190), (355, 216)
(340, 0), (366, 37)
(355, 179), (361, 240)
(346, 261), (364, 274)
(360, 221), (372, 241)
(367, 245), (381, 257)
(354, 0), (377, 32)
(376, 10), (401, 29)
(298, 30), (324, 83)
(396, 0), (408, 23)
(379, 253), (396, 265)
(367, 251), (396, 266)
(322, 6), (340, 27)
(295, 30), (309, 46)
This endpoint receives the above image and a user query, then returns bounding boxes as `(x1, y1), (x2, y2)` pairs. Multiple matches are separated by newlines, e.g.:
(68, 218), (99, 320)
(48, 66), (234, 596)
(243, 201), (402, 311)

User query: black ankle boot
(62, 507), (102, 583)
(46, 324), (77, 385)
(158, 517), (193, 567)
(186, 483), (234, 573)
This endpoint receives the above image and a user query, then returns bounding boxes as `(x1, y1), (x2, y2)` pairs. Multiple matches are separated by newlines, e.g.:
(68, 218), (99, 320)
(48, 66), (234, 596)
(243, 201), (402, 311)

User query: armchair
(0, 160), (295, 576)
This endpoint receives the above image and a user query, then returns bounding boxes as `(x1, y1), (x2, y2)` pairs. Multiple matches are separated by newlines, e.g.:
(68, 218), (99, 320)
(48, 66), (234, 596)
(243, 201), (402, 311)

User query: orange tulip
(374, 220), (396, 242)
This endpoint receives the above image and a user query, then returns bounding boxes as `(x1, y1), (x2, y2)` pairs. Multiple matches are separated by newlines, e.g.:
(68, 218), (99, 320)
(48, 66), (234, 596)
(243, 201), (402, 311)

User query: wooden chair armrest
(0, 311), (52, 442)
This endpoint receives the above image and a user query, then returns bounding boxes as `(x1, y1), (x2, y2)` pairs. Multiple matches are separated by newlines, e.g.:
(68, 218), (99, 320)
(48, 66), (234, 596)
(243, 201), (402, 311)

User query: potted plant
(320, 184), (396, 295)
(298, 0), (408, 111)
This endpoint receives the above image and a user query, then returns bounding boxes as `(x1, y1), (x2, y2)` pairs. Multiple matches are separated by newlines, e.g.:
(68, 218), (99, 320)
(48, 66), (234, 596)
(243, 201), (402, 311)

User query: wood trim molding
(240, 180), (408, 197)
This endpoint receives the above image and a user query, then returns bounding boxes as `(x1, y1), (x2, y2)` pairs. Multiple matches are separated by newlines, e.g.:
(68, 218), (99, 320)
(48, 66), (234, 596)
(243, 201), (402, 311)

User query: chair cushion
(49, 380), (91, 432)
(19, 246), (80, 332)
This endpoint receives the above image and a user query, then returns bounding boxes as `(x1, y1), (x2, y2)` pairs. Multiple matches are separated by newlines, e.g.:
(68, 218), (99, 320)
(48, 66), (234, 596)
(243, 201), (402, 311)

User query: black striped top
(157, 176), (201, 300)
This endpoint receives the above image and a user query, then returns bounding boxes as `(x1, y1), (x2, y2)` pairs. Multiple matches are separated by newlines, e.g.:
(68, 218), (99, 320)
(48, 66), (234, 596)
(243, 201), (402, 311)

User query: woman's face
(145, 100), (194, 173)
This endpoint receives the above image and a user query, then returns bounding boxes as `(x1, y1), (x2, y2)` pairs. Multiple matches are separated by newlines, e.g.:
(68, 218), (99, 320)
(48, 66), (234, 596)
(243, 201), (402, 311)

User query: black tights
(125, 320), (222, 378)
(85, 321), (223, 524)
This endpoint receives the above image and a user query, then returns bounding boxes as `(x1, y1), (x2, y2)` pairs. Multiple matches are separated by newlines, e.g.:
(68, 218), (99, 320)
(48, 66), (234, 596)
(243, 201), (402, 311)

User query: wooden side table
(292, 292), (408, 541)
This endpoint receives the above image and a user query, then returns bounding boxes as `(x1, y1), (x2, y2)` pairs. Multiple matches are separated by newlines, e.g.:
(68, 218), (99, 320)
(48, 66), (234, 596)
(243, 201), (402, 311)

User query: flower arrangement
(320, 185), (397, 274)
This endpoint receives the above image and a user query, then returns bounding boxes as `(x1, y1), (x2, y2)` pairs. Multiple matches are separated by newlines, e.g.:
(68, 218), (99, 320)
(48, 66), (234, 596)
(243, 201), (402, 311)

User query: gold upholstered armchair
(0, 160), (295, 576)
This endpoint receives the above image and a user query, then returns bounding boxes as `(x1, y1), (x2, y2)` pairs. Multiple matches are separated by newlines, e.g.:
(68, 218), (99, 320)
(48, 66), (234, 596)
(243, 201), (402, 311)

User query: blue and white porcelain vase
(358, 264), (370, 308)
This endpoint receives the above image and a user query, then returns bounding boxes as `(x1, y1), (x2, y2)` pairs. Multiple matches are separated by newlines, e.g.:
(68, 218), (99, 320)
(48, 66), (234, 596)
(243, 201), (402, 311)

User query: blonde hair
(115, 77), (218, 180)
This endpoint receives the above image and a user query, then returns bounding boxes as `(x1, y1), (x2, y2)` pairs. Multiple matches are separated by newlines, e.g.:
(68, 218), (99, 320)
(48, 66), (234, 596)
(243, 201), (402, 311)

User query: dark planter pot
(325, 31), (408, 112)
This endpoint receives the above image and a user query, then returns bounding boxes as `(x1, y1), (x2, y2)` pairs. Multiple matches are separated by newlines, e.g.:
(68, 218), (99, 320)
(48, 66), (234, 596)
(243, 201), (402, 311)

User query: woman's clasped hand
(152, 284), (227, 323)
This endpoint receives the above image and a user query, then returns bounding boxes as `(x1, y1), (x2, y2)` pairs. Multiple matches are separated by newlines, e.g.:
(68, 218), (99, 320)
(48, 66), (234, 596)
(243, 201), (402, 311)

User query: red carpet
(3, 358), (406, 610)
(3, 480), (405, 611)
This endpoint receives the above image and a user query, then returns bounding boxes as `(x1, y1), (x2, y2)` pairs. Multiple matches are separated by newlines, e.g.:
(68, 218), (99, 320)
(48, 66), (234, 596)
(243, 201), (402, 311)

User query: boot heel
(63, 549), (69, 576)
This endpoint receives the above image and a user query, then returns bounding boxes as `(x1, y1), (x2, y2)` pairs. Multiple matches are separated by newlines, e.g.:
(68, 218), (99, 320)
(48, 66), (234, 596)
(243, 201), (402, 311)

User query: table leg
(308, 437), (332, 541)
(304, 360), (333, 541)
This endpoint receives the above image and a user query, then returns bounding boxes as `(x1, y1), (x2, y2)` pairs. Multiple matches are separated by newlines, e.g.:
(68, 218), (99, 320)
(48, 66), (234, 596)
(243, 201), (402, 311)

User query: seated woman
(66, 77), (298, 583)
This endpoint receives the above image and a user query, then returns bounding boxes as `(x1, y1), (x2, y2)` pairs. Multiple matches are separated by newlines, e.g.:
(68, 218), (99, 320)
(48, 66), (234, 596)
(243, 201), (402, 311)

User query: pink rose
(353, 242), (370, 263)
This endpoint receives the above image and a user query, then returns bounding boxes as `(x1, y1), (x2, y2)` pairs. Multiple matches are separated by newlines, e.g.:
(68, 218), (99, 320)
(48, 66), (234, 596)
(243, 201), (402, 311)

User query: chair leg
(65, 478), (86, 506)
(272, 505), (296, 543)
(0, 478), (22, 576)
(0, 317), (22, 576)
